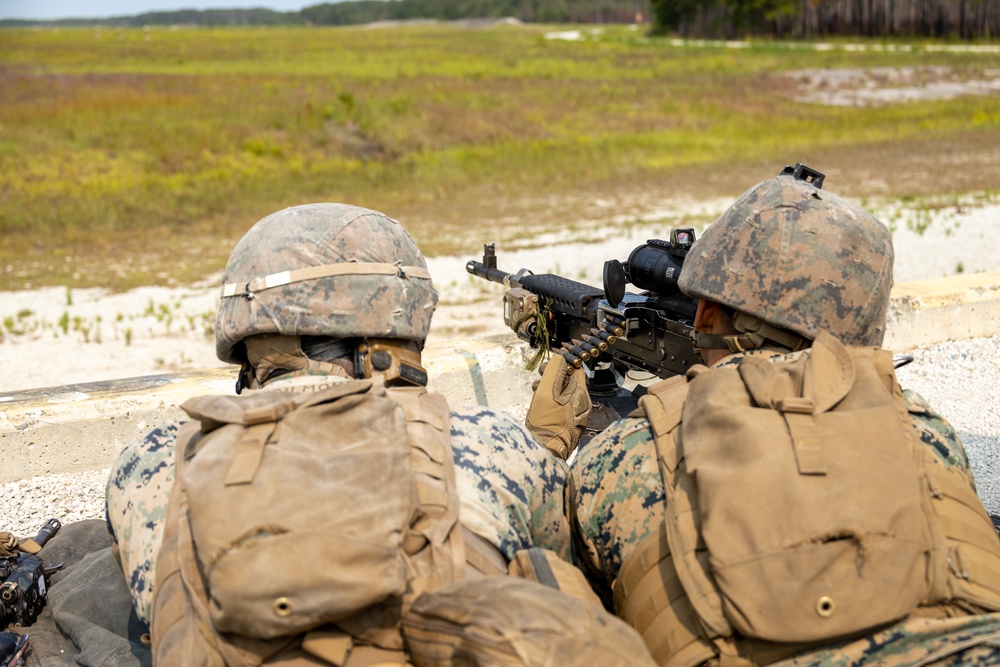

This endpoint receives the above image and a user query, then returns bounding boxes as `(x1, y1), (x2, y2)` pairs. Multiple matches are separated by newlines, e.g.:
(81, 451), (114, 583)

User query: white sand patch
(787, 66), (1000, 107)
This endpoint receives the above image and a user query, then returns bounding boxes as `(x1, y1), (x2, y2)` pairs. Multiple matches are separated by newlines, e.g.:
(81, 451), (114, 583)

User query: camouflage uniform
(107, 371), (570, 627)
(569, 349), (1000, 666)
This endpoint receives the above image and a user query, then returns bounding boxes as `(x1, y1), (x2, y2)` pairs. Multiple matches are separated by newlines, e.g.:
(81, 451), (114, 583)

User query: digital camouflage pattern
(106, 372), (571, 626)
(215, 204), (438, 364)
(105, 419), (182, 622)
(569, 348), (1000, 664)
(678, 175), (894, 347)
(771, 612), (1000, 666)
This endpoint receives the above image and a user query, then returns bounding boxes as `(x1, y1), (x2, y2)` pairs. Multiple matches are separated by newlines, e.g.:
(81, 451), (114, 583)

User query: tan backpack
(151, 377), (466, 666)
(616, 332), (1000, 666)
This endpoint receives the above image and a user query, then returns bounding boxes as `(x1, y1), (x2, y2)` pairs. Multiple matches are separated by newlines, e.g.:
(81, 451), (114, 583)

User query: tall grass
(1, 23), (999, 289)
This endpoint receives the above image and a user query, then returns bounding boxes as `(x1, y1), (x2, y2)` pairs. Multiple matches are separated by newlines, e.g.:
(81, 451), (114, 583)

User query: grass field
(2, 22), (999, 291)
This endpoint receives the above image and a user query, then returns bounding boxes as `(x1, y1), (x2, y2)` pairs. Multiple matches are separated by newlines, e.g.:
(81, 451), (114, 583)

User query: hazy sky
(0, 0), (317, 20)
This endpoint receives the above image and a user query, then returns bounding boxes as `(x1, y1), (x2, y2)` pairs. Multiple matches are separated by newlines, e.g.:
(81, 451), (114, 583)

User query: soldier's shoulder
(593, 413), (655, 445)
(134, 419), (185, 451)
(571, 414), (655, 474)
(447, 404), (539, 451)
(448, 403), (524, 430)
(784, 612), (1000, 666)
(903, 388), (937, 416)
(902, 389), (969, 470)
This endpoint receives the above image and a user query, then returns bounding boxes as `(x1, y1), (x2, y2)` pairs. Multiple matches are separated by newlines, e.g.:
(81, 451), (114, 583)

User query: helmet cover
(678, 175), (893, 346)
(215, 204), (437, 364)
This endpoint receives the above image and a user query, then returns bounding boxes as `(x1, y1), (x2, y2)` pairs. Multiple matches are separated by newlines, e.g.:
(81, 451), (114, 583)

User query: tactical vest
(614, 332), (1000, 667)
(150, 377), (482, 667)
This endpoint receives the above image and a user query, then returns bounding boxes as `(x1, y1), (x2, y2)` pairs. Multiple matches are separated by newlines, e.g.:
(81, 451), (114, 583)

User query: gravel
(1, 467), (111, 539)
(896, 333), (1000, 514)
(2, 332), (999, 540)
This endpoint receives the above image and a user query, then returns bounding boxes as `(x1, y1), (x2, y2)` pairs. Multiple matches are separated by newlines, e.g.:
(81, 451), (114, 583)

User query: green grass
(1, 23), (999, 290)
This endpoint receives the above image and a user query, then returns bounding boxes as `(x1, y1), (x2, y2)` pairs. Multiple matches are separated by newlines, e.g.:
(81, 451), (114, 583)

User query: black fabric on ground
(14, 520), (151, 667)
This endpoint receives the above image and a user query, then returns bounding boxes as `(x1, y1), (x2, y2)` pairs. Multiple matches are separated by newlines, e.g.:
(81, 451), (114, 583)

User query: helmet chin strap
(238, 334), (349, 393)
(694, 312), (810, 354)
(235, 334), (428, 393)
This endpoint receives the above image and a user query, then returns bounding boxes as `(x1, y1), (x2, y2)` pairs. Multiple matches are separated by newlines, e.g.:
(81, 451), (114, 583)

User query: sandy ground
(1, 194), (999, 394)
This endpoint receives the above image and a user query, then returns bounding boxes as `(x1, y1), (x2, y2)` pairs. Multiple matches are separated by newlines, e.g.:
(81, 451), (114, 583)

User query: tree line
(0, 1), (649, 28)
(2, 0), (997, 38)
(300, 0), (648, 24)
(651, 0), (1000, 38)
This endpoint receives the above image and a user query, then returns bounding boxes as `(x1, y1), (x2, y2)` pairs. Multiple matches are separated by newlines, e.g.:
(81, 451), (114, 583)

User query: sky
(0, 0), (316, 21)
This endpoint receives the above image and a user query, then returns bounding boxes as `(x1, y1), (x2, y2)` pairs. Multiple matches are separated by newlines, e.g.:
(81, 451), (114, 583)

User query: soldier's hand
(525, 354), (592, 461)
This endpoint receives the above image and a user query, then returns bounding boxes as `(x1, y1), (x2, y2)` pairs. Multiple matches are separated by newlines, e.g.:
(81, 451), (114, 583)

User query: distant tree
(723, 0), (799, 34)
(649, 0), (706, 33)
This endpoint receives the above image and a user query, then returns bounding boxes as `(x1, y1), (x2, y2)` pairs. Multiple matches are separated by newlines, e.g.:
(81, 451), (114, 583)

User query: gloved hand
(525, 355), (592, 460)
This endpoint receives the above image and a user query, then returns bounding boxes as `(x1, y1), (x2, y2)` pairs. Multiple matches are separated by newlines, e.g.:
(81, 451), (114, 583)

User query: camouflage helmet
(215, 203), (437, 365)
(678, 174), (893, 347)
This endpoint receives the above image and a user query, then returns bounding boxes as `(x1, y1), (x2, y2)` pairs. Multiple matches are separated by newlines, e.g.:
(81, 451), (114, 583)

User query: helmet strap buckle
(355, 338), (429, 387)
(733, 312), (810, 352)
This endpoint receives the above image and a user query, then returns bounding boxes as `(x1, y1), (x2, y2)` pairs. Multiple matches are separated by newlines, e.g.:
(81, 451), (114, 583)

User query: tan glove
(525, 354), (592, 460)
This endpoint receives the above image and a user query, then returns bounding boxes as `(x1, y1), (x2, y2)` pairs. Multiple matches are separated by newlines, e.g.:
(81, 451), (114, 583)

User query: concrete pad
(0, 335), (537, 484)
(885, 271), (1000, 351)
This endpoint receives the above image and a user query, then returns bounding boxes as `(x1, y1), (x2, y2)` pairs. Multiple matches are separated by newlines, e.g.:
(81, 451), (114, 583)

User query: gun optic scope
(604, 228), (696, 308)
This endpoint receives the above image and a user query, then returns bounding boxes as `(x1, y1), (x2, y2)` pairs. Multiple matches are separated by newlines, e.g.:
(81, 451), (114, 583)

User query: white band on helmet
(221, 262), (432, 298)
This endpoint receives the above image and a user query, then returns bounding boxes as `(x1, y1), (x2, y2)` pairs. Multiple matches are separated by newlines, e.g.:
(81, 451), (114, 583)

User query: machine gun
(466, 228), (702, 428)
(1, 519), (63, 632)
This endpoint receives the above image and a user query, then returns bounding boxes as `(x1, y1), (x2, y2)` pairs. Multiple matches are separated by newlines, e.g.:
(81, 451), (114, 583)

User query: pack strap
(638, 375), (689, 473)
(776, 398), (827, 476)
(714, 638), (758, 667)
(388, 388), (466, 600)
(646, 373), (733, 641)
(344, 645), (407, 666)
(614, 530), (716, 667)
(632, 373), (738, 667)
(224, 421), (278, 486)
(300, 628), (351, 665)
(221, 262), (432, 299)
(771, 331), (860, 476)
(297, 629), (409, 666)
(462, 527), (507, 576)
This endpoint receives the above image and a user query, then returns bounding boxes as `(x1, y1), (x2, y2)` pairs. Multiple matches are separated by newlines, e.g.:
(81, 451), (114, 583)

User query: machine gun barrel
(466, 244), (605, 323)
(466, 243), (517, 287)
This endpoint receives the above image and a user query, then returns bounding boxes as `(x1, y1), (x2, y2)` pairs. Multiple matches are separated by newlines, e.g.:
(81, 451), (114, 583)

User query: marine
(545, 168), (1000, 666)
(104, 203), (572, 644)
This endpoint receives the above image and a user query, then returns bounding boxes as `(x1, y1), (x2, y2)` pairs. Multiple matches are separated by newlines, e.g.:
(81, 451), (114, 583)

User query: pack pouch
(507, 546), (604, 610)
(665, 332), (931, 643)
(180, 378), (417, 639)
(400, 575), (658, 667)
